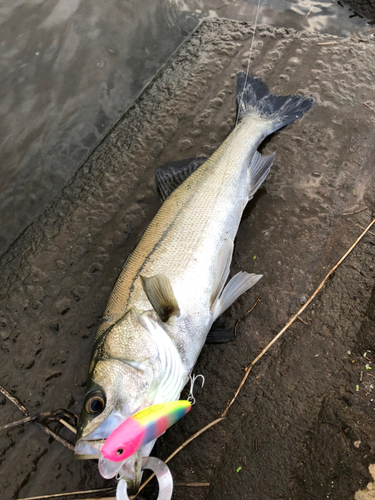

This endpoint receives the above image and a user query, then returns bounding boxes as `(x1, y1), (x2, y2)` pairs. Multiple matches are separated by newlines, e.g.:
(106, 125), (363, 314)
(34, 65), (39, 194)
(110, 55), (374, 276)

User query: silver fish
(75, 73), (313, 491)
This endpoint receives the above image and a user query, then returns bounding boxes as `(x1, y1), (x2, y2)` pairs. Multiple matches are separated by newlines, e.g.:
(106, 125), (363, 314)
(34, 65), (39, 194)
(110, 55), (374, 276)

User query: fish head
(75, 309), (161, 490)
(76, 357), (152, 442)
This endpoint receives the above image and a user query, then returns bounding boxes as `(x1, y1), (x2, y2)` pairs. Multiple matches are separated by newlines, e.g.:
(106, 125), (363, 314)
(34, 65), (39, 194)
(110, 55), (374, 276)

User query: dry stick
(0, 384), (74, 451)
(29, 421), (74, 451)
(135, 417), (225, 498)
(59, 418), (77, 434)
(349, 27), (375, 39)
(0, 385), (29, 414)
(0, 415), (35, 431)
(318, 26), (375, 45)
(306, 3), (315, 17)
(318, 41), (338, 46)
(175, 482), (210, 487)
(18, 220), (375, 500)
(135, 299), (261, 495)
(17, 488), (116, 500)
(222, 217), (375, 418)
(358, 224), (375, 237)
(0, 413), (77, 434)
(234, 296), (261, 336)
(341, 207), (368, 216)
(297, 316), (308, 325)
(363, 102), (375, 114)
(21, 420), (225, 499)
(340, 428), (350, 448)
(73, 485), (212, 500)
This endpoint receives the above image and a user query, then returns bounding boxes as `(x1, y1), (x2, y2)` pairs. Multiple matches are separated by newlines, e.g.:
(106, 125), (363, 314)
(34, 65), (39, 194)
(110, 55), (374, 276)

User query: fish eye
(84, 391), (106, 414)
(116, 448), (124, 456)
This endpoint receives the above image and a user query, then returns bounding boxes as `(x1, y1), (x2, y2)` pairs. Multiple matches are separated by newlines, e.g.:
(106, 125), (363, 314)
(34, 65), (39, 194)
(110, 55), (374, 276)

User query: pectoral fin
(140, 274), (180, 322)
(212, 272), (262, 322)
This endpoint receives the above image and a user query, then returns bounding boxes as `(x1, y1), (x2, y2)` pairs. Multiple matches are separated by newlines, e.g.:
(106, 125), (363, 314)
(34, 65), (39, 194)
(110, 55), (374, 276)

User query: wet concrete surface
(0, 18), (374, 500)
(1, 0), (372, 258)
(343, 0), (375, 22)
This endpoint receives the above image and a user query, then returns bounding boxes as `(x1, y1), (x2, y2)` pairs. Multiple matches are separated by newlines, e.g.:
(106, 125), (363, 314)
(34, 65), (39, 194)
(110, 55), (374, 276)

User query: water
(0, 0), (372, 256)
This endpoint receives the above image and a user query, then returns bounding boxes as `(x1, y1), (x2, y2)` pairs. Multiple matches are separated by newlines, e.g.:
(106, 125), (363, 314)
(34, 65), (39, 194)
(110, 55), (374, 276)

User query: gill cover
(76, 308), (161, 443)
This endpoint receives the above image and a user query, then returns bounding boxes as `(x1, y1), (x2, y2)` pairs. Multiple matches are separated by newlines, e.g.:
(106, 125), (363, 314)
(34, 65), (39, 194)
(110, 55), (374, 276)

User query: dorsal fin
(140, 274), (180, 322)
(155, 157), (207, 202)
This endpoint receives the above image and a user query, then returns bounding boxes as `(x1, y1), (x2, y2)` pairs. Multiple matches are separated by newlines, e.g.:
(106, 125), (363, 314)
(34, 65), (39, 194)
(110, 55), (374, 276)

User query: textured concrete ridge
(0, 19), (374, 500)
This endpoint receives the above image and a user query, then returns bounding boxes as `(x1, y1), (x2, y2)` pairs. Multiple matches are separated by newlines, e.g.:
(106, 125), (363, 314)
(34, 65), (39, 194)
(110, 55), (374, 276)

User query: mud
(0, 19), (374, 500)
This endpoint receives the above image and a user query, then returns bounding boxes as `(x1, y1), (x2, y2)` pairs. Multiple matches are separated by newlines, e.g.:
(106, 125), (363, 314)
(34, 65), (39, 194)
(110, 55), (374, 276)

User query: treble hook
(187, 373), (205, 405)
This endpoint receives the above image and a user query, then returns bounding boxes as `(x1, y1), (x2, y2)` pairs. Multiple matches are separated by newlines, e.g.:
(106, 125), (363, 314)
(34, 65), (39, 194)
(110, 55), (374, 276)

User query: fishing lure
(101, 400), (191, 462)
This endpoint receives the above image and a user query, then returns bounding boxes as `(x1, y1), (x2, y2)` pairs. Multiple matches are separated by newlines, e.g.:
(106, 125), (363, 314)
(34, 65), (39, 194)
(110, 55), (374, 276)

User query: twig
(20, 482), (211, 500)
(30, 423), (74, 451)
(59, 418), (77, 434)
(360, 371), (363, 382)
(306, 3), (315, 17)
(0, 385), (75, 451)
(317, 41), (339, 46)
(340, 428), (350, 448)
(19, 219), (375, 500)
(234, 296), (261, 336)
(318, 27), (375, 46)
(0, 385), (29, 414)
(367, 373), (375, 379)
(357, 225), (375, 237)
(297, 316), (308, 325)
(0, 411), (78, 433)
(166, 417), (224, 463)
(135, 417), (224, 497)
(175, 482), (210, 486)
(363, 102), (375, 114)
(17, 488), (116, 500)
(349, 27), (375, 39)
(0, 415), (35, 431)
(341, 207), (367, 216)
(222, 218), (375, 418)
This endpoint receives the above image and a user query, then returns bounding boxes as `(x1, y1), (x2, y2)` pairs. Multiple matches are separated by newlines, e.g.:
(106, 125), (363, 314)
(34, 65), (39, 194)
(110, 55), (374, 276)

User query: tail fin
(237, 72), (313, 132)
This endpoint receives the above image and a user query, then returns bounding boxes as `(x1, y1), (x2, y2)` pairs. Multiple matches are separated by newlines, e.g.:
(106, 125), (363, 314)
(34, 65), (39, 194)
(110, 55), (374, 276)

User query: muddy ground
(1, 19), (375, 500)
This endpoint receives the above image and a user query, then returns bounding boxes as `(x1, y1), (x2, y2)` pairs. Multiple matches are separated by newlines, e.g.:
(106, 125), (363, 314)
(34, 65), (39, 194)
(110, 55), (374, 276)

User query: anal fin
(212, 272), (262, 322)
(210, 239), (234, 309)
(248, 151), (275, 200)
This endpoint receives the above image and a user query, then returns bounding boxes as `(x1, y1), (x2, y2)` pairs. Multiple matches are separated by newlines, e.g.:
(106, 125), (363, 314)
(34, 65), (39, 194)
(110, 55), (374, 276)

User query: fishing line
(235, 0), (262, 128)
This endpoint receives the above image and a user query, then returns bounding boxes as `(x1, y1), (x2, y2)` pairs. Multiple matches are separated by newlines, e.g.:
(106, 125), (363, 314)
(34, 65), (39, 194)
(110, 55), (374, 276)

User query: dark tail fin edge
(237, 72), (313, 132)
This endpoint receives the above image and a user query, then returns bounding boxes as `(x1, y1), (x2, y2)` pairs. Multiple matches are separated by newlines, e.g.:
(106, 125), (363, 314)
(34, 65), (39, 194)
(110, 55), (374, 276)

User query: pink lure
(101, 400), (191, 462)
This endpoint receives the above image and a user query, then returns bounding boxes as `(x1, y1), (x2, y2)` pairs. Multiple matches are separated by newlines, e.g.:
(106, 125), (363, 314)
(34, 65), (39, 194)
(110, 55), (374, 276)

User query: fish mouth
(74, 438), (103, 459)
(99, 451), (143, 493)
(74, 438), (143, 492)
(75, 409), (126, 459)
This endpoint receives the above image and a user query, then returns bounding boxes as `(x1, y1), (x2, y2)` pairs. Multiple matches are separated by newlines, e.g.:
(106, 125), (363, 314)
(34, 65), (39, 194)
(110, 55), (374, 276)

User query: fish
(75, 72), (313, 492)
